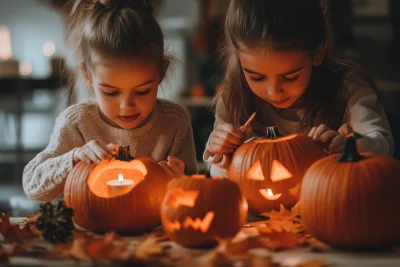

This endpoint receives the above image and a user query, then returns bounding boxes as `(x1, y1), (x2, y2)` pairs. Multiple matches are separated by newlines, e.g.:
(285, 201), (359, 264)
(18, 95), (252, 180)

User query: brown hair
(65, 0), (165, 101)
(218, 0), (377, 132)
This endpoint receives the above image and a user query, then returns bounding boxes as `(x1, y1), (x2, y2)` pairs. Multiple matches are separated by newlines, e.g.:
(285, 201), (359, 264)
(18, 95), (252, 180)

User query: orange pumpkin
(64, 146), (170, 234)
(301, 134), (400, 248)
(228, 126), (326, 214)
(161, 175), (248, 248)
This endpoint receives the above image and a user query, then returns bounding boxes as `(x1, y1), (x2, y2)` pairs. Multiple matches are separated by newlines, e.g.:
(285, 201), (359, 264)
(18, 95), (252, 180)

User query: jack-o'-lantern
(64, 146), (170, 234)
(161, 175), (248, 248)
(301, 134), (400, 248)
(228, 126), (326, 214)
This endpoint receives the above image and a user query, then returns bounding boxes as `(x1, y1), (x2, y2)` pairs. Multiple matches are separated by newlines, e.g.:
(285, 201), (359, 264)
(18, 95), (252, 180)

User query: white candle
(107, 173), (135, 186)
(107, 174), (135, 197)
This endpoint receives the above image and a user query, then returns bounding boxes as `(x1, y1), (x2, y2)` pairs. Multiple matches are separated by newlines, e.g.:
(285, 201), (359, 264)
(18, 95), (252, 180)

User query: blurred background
(0, 0), (399, 215)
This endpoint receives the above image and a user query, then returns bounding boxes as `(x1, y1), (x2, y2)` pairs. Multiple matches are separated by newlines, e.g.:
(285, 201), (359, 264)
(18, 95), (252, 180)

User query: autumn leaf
(260, 204), (292, 220)
(263, 231), (300, 251)
(132, 234), (169, 260)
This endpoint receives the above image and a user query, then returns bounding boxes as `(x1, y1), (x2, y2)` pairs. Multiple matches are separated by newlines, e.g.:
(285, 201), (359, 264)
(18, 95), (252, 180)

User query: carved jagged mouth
(164, 212), (215, 233)
(259, 189), (282, 200)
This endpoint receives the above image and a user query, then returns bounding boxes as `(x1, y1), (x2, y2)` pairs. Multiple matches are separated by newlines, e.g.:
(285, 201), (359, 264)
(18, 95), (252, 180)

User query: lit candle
(107, 174), (135, 197)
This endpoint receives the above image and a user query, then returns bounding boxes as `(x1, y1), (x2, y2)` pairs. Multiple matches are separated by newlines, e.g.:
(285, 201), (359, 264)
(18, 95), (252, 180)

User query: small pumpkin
(161, 174), (248, 248)
(228, 126), (326, 214)
(64, 146), (170, 234)
(301, 134), (400, 248)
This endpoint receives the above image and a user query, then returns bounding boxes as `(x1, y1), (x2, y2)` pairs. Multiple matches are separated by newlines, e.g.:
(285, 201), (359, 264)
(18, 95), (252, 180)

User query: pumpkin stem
(266, 126), (281, 139)
(115, 145), (134, 161)
(337, 134), (365, 162)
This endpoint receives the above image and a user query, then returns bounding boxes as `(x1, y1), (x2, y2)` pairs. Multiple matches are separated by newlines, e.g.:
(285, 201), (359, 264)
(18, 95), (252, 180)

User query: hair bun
(95, 0), (154, 13)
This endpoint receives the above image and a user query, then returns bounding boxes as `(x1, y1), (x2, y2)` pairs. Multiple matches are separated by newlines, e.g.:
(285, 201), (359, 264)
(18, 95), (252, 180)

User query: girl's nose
(119, 95), (135, 109)
(266, 80), (283, 97)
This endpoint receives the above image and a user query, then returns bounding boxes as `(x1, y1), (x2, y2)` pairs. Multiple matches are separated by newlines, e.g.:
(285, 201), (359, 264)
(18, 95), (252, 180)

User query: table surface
(2, 216), (400, 267)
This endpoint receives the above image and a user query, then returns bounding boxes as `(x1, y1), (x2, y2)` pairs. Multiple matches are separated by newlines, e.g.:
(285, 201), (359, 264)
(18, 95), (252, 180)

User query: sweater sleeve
(343, 77), (395, 155)
(169, 108), (198, 175)
(22, 109), (85, 201)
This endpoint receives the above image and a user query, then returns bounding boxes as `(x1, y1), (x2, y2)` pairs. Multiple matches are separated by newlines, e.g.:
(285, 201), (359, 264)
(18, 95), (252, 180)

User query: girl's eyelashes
(102, 91), (119, 96)
(136, 89), (151, 95)
(281, 75), (299, 82)
(249, 76), (265, 82)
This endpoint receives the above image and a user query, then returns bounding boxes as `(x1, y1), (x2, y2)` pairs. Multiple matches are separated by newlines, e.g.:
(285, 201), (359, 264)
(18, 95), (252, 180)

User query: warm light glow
(19, 62), (32, 76)
(118, 173), (124, 183)
(0, 26), (12, 60)
(254, 134), (297, 143)
(164, 188), (200, 208)
(164, 212), (215, 233)
(246, 161), (265, 180)
(259, 188), (282, 200)
(270, 160), (292, 182)
(43, 41), (56, 57)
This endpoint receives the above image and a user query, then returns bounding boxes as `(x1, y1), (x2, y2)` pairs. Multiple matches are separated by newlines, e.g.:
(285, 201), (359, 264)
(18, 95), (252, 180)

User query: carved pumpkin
(161, 175), (248, 248)
(301, 134), (400, 248)
(64, 146), (170, 234)
(228, 126), (326, 214)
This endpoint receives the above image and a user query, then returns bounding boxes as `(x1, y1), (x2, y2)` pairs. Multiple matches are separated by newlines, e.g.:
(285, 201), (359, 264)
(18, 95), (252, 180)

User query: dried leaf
(64, 238), (90, 260)
(295, 259), (327, 267)
(133, 234), (169, 260)
(260, 205), (292, 220)
(291, 202), (302, 218)
(263, 231), (300, 251)
(86, 232), (130, 261)
(307, 237), (332, 253)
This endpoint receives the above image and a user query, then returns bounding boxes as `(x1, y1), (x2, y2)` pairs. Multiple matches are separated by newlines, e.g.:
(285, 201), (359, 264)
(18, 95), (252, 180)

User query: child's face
(239, 46), (324, 108)
(82, 55), (167, 129)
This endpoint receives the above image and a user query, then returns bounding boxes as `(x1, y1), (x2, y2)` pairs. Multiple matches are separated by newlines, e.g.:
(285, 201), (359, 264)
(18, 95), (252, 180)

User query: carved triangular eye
(246, 160), (265, 180)
(270, 160), (292, 182)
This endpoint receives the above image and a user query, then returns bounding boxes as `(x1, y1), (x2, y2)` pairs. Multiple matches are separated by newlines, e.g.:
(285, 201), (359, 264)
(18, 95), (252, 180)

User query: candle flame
(118, 173), (124, 183)
(259, 188), (282, 200)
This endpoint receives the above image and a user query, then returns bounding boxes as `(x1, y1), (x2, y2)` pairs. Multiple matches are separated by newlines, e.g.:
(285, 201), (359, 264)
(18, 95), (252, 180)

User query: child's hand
(308, 124), (346, 153)
(208, 122), (245, 154)
(159, 155), (185, 179)
(73, 141), (117, 164)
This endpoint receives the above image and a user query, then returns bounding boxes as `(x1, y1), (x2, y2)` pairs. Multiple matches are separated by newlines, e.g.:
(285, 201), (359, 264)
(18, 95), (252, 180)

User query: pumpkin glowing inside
(228, 126), (326, 214)
(301, 134), (400, 248)
(64, 146), (170, 234)
(161, 175), (248, 248)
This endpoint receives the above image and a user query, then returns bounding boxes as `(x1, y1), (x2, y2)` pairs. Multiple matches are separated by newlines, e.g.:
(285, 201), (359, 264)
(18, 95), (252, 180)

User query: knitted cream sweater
(23, 99), (197, 201)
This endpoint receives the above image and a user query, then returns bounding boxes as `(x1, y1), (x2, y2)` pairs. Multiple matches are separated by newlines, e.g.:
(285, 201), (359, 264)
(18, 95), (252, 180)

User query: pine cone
(36, 200), (74, 243)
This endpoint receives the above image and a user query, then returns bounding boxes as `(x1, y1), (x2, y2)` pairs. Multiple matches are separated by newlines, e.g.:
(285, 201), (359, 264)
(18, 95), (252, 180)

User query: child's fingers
(212, 128), (244, 146)
(82, 146), (102, 163)
(219, 122), (244, 140)
(208, 143), (235, 154)
(319, 130), (339, 143)
(166, 162), (184, 178)
(159, 162), (175, 178)
(210, 136), (237, 148)
(311, 124), (330, 140)
(107, 143), (119, 155)
(167, 156), (185, 170)
(308, 127), (317, 138)
(329, 135), (346, 153)
(338, 123), (353, 136)
(88, 141), (111, 160)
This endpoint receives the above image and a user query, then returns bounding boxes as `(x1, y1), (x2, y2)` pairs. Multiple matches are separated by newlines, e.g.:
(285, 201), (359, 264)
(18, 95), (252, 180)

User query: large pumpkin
(161, 175), (248, 248)
(228, 126), (326, 214)
(64, 146), (170, 234)
(301, 134), (400, 248)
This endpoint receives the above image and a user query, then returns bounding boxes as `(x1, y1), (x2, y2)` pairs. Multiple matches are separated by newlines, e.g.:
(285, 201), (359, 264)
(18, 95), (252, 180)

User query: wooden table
(2, 216), (400, 267)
